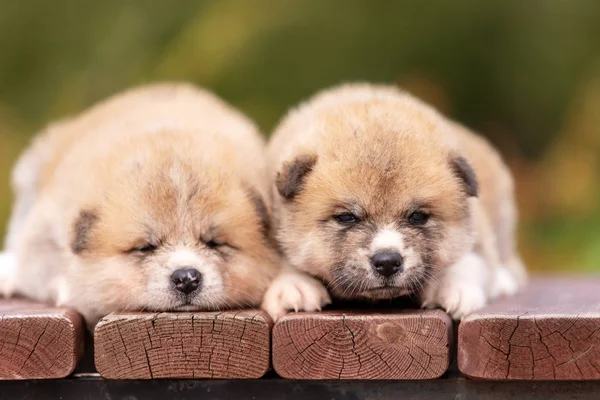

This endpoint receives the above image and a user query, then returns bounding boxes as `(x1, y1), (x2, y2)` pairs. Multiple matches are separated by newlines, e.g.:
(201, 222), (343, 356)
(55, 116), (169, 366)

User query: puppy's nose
(371, 251), (403, 278)
(171, 268), (202, 294)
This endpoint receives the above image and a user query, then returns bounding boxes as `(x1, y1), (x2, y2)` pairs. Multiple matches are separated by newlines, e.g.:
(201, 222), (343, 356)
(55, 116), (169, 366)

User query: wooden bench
(94, 310), (272, 379)
(272, 309), (452, 379)
(0, 277), (599, 399)
(0, 299), (84, 379)
(459, 277), (600, 380)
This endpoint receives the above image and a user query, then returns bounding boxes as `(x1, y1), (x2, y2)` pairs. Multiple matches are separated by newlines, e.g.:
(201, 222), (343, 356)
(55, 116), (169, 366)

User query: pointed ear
(71, 210), (99, 254)
(244, 185), (270, 235)
(276, 154), (318, 200)
(451, 156), (478, 197)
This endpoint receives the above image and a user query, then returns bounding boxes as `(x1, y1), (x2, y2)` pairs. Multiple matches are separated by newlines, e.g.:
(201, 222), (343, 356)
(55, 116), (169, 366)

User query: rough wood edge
(94, 310), (272, 379)
(0, 304), (85, 380)
(459, 315), (600, 380)
(272, 310), (452, 380)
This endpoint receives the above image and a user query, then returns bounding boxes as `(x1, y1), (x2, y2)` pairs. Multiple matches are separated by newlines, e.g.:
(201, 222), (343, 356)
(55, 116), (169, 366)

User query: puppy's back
(36, 84), (265, 192)
(7, 83), (270, 250)
(449, 122), (522, 275)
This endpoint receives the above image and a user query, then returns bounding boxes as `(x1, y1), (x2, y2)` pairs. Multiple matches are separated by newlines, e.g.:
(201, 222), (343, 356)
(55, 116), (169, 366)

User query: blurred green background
(0, 0), (599, 272)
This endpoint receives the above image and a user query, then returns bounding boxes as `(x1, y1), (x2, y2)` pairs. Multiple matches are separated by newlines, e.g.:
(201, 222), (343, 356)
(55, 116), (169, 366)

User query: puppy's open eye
(408, 211), (429, 226)
(334, 212), (359, 225)
(130, 243), (157, 254)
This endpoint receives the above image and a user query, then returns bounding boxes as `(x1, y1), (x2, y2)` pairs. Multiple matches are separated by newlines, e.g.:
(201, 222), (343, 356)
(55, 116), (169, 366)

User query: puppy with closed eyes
(261, 83), (526, 321)
(0, 83), (279, 327)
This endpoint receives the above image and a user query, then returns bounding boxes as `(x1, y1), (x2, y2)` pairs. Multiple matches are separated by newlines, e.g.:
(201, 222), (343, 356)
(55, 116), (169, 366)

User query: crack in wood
(95, 311), (270, 379)
(273, 311), (450, 379)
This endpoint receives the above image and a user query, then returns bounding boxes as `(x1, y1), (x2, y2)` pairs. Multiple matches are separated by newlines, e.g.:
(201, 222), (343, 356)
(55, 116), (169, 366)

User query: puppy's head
(68, 138), (277, 319)
(274, 115), (478, 301)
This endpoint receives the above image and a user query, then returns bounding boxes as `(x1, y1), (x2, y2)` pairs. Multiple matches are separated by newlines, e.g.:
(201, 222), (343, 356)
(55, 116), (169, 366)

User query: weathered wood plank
(458, 277), (600, 380)
(94, 310), (272, 379)
(272, 310), (452, 379)
(0, 298), (85, 379)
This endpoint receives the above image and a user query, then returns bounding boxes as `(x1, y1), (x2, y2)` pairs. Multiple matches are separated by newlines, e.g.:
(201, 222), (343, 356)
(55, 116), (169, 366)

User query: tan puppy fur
(0, 83), (279, 326)
(262, 83), (526, 320)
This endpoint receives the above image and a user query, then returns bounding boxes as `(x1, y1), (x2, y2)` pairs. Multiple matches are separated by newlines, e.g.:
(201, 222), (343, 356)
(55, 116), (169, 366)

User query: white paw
(421, 252), (489, 319)
(489, 267), (519, 300)
(52, 276), (71, 307)
(0, 252), (18, 298)
(422, 279), (487, 319)
(261, 270), (331, 321)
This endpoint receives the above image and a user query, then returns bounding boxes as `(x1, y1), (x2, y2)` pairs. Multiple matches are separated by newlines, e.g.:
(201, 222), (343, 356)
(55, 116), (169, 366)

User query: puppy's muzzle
(370, 251), (403, 278)
(171, 268), (202, 294)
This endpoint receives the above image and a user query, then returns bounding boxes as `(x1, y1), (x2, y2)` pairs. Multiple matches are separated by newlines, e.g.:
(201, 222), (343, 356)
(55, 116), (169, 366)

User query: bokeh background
(0, 0), (599, 272)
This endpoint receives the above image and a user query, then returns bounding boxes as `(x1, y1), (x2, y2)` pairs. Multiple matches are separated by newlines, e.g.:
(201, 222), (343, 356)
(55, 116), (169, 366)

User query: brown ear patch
(276, 154), (317, 200)
(451, 156), (478, 197)
(245, 186), (270, 235)
(71, 210), (99, 254)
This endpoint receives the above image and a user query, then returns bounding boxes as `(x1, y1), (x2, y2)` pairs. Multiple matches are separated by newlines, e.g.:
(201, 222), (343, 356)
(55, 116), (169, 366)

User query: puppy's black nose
(171, 268), (202, 294)
(371, 252), (403, 278)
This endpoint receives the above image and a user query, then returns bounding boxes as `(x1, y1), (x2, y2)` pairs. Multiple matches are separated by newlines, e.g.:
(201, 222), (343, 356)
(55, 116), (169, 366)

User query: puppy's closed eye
(125, 241), (160, 255)
(204, 239), (226, 249)
(201, 235), (236, 251)
(131, 243), (158, 253)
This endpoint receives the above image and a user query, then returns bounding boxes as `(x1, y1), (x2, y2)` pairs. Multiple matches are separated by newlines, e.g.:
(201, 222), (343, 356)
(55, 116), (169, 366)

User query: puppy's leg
(261, 263), (331, 321)
(472, 199), (524, 300)
(0, 252), (18, 298)
(489, 256), (524, 299)
(4, 123), (63, 250)
(52, 275), (71, 307)
(422, 252), (489, 319)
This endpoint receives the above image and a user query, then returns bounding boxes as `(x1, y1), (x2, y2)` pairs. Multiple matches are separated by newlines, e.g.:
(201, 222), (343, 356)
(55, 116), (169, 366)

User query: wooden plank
(0, 298), (85, 379)
(458, 277), (600, 380)
(272, 310), (452, 380)
(94, 310), (272, 379)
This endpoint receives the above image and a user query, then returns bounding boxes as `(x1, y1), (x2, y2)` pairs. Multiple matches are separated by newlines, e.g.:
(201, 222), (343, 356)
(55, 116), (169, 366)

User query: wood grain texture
(459, 277), (600, 380)
(0, 298), (85, 379)
(272, 310), (452, 380)
(94, 310), (272, 379)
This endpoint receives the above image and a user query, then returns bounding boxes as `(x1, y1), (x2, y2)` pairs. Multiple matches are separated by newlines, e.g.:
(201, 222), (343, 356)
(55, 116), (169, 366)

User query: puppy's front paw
(261, 271), (331, 321)
(489, 267), (519, 300)
(422, 252), (488, 319)
(422, 279), (487, 320)
(0, 252), (17, 298)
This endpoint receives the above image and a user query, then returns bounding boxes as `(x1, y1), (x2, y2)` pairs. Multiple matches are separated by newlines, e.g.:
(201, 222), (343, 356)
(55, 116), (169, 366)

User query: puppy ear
(276, 154), (317, 199)
(71, 210), (99, 254)
(451, 156), (478, 197)
(244, 186), (270, 235)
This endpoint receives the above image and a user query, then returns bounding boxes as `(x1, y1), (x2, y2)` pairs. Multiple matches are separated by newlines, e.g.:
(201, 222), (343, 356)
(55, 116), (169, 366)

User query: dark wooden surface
(0, 298), (85, 379)
(272, 309), (452, 380)
(94, 310), (272, 379)
(459, 277), (600, 380)
(1, 373), (599, 400)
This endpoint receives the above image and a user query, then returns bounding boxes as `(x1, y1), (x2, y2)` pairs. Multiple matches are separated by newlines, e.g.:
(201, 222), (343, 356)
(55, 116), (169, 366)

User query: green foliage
(0, 0), (598, 271)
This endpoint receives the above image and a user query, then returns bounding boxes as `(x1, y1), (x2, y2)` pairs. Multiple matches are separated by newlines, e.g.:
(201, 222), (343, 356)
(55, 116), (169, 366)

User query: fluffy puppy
(261, 83), (526, 320)
(0, 83), (279, 326)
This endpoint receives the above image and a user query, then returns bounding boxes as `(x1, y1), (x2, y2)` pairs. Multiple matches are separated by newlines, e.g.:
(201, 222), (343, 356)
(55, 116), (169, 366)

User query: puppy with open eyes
(0, 83), (279, 327)
(261, 83), (527, 321)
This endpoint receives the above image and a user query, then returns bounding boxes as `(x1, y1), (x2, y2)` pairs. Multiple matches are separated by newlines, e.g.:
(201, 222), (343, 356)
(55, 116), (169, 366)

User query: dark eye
(205, 239), (225, 249)
(334, 212), (359, 225)
(131, 243), (157, 254)
(408, 211), (429, 226)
